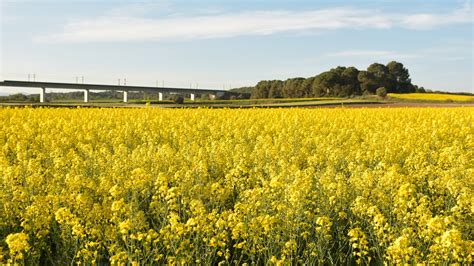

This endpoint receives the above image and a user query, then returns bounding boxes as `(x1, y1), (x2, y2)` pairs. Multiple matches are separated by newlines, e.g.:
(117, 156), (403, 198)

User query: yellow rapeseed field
(0, 107), (473, 264)
(388, 93), (474, 102)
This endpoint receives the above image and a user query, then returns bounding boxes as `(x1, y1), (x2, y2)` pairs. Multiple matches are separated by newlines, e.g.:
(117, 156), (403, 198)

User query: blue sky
(1, 0), (473, 94)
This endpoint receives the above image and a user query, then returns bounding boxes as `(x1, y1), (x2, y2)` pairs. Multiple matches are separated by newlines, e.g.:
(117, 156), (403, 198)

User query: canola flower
(388, 93), (474, 102)
(5, 233), (29, 262)
(0, 107), (473, 264)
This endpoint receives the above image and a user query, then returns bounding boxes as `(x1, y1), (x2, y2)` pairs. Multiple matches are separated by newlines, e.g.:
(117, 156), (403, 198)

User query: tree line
(0, 90), (251, 102)
(233, 61), (426, 99)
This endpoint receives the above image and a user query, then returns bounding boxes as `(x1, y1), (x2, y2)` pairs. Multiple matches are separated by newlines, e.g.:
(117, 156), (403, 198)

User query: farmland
(0, 107), (473, 264)
(388, 93), (474, 102)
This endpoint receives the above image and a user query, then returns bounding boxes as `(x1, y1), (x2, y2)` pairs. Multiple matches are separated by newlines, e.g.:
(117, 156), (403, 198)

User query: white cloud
(326, 50), (421, 59)
(401, 1), (473, 29)
(325, 46), (474, 62)
(36, 4), (473, 43)
(327, 50), (395, 57)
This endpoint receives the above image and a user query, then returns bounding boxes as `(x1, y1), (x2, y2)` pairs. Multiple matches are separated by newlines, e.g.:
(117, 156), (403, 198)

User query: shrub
(376, 87), (388, 98)
(173, 96), (184, 104)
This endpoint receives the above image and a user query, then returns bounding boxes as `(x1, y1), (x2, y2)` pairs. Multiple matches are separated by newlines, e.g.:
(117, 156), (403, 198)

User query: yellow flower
(0, 107), (472, 264)
(6, 233), (30, 260)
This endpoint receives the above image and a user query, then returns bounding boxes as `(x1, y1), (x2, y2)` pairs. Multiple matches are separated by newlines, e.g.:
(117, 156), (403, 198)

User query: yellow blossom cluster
(388, 93), (474, 102)
(0, 107), (472, 264)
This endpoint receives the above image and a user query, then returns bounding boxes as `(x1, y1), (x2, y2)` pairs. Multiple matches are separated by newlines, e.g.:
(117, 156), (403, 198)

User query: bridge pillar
(84, 89), (89, 103)
(159, 92), (163, 101)
(190, 93), (195, 101)
(123, 91), (128, 103)
(40, 87), (46, 103)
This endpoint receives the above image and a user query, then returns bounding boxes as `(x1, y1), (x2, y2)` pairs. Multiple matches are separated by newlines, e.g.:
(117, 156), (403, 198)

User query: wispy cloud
(104, 2), (173, 17)
(326, 50), (421, 59)
(37, 4), (473, 43)
(401, 1), (472, 29)
(325, 47), (473, 62)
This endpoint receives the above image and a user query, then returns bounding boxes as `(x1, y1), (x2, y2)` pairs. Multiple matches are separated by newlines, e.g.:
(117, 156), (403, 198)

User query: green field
(1, 94), (473, 109)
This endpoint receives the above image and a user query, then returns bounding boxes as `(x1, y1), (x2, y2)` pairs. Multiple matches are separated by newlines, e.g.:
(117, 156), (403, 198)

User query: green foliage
(250, 61), (418, 98)
(229, 88), (253, 99)
(376, 87), (388, 98)
(0, 91), (174, 102)
(282, 78), (306, 98)
(0, 93), (39, 102)
(173, 95), (184, 104)
(414, 85), (426, 93)
(230, 87), (253, 94)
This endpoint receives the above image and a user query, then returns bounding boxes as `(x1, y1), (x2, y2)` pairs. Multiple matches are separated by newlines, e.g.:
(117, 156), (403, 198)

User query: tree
(367, 63), (390, 89)
(386, 61), (414, 93)
(282, 78), (305, 98)
(312, 71), (339, 96)
(376, 87), (388, 98)
(301, 77), (315, 97)
(251, 81), (271, 99)
(341, 67), (360, 95)
(248, 61), (418, 98)
(358, 71), (378, 94)
(268, 80), (283, 98)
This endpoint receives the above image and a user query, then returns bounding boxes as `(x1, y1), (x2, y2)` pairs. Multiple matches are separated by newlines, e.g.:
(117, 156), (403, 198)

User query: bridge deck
(0, 80), (227, 94)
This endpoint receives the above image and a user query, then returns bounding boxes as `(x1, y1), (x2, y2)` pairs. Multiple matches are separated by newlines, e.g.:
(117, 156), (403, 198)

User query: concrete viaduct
(0, 80), (227, 103)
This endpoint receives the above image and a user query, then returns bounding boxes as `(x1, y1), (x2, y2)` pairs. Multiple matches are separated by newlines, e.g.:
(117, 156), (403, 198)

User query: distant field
(388, 93), (474, 102)
(178, 98), (374, 108)
(2, 94), (474, 108)
(134, 97), (343, 105)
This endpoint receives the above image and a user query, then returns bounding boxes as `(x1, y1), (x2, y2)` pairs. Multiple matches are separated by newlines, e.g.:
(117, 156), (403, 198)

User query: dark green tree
(341, 67), (360, 95)
(251, 81), (271, 98)
(367, 63), (390, 89)
(301, 77), (315, 97)
(312, 71), (339, 96)
(357, 71), (378, 94)
(386, 61), (414, 93)
(249, 61), (418, 98)
(282, 78), (305, 98)
(269, 80), (284, 98)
